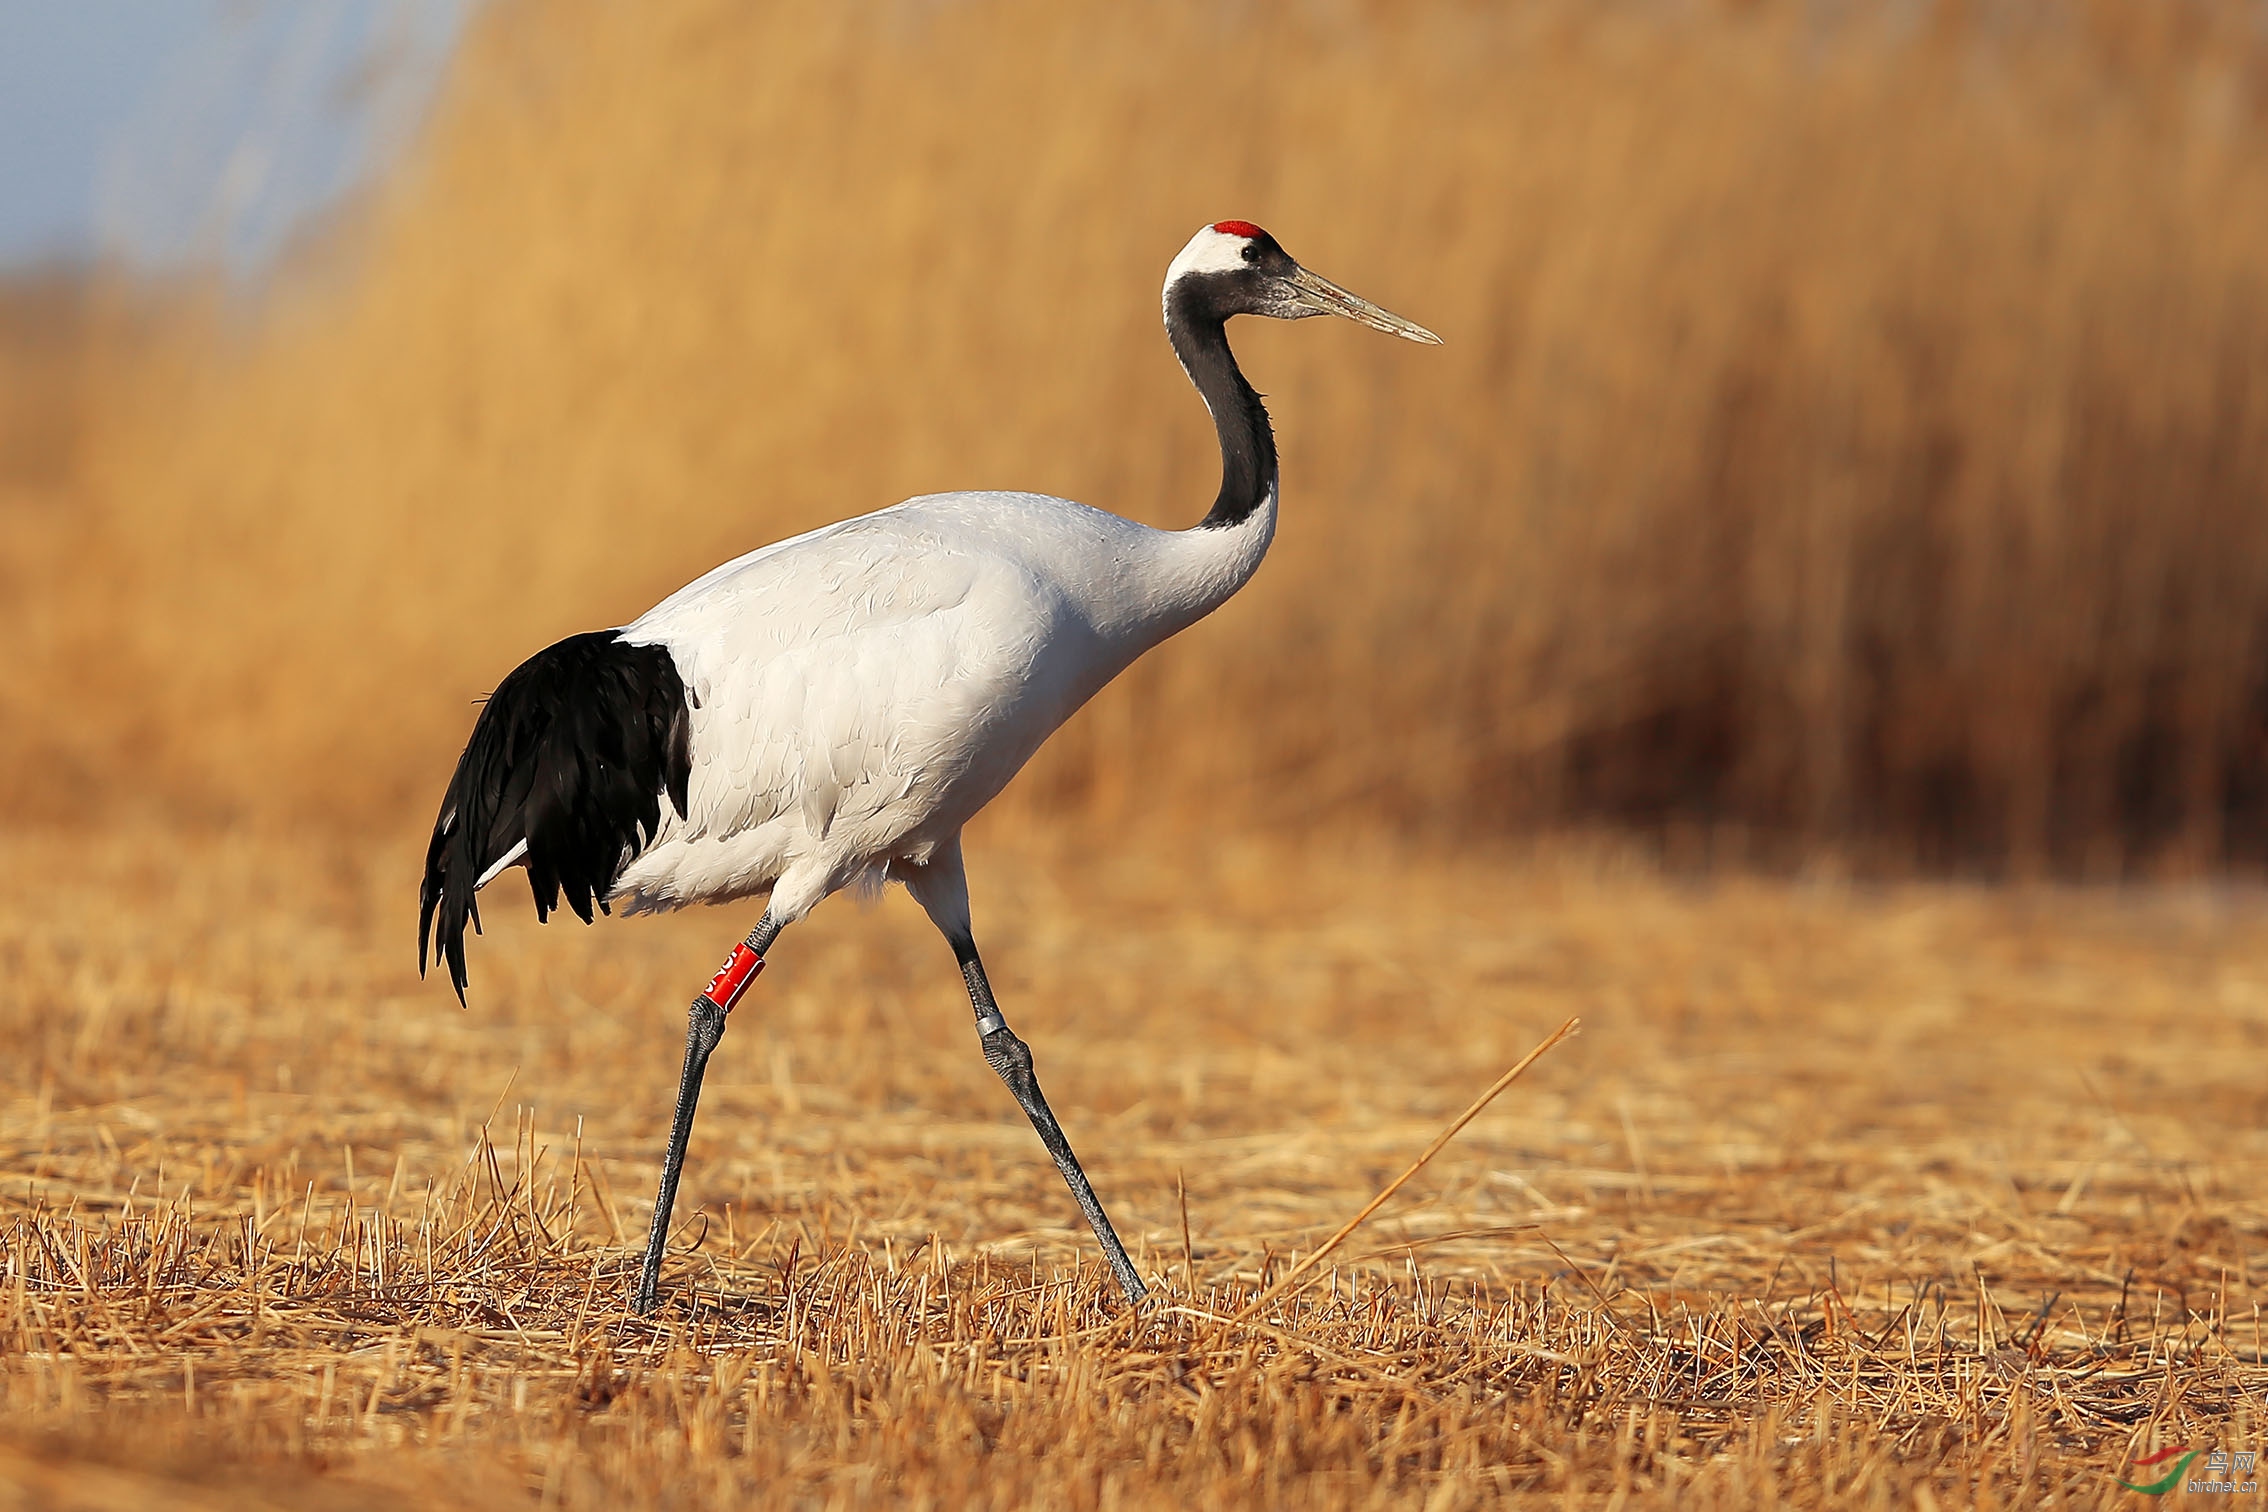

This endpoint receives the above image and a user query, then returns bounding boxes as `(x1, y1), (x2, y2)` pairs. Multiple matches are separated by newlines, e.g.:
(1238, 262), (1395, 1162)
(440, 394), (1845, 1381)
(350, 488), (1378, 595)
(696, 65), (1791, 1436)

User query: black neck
(1166, 281), (1277, 530)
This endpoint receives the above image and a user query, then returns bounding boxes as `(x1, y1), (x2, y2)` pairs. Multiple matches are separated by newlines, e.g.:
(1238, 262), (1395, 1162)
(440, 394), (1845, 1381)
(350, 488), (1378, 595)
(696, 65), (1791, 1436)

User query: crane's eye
(1241, 243), (1261, 264)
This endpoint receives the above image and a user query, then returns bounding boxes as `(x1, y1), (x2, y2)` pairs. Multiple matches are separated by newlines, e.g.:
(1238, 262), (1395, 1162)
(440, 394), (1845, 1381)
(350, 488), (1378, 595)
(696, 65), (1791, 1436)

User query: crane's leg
(634, 911), (782, 1315)
(896, 842), (1149, 1308)
(957, 937), (1150, 1307)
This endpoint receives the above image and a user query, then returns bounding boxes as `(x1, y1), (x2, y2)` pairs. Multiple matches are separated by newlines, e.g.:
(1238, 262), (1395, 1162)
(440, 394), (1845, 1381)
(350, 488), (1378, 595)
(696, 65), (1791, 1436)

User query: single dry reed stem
(1236, 1016), (1580, 1322)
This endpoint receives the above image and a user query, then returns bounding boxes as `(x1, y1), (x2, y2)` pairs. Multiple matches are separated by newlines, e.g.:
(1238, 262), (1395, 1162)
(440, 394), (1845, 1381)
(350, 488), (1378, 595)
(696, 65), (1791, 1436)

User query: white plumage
(612, 488), (1274, 920)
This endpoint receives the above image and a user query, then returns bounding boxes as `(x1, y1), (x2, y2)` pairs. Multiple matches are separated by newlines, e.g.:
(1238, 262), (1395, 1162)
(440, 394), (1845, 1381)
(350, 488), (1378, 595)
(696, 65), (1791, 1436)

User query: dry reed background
(12, 0), (2268, 868)
(2, 0), (2267, 1504)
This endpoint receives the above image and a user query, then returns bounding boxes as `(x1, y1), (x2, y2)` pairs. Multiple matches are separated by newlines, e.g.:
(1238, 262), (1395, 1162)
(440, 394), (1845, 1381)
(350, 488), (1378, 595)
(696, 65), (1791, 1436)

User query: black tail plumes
(419, 631), (693, 1001)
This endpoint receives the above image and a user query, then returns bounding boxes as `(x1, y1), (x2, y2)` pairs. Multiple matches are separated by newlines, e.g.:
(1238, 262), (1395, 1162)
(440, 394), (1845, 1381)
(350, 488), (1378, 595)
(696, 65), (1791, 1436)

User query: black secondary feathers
(418, 631), (693, 1002)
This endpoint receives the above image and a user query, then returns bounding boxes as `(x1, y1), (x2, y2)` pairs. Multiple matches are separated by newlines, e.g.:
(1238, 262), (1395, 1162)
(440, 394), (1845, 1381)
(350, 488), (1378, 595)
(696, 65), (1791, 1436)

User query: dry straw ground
(1, 828), (2264, 1508)
(4, 0), (2268, 1505)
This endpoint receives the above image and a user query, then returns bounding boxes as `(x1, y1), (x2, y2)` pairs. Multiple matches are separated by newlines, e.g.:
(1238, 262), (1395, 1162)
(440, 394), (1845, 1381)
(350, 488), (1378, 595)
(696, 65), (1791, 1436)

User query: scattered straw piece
(1236, 1016), (1580, 1321)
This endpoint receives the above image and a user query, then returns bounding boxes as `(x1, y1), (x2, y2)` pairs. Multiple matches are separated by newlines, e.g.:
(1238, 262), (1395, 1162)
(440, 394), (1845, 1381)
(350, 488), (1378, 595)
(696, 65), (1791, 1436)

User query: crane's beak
(1284, 266), (1442, 344)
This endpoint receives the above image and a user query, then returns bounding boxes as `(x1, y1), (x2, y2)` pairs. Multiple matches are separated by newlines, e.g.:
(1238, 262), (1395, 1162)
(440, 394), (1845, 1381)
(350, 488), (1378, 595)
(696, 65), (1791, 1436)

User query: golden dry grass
(12, 0), (2268, 867)
(0, 824), (2262, 1507)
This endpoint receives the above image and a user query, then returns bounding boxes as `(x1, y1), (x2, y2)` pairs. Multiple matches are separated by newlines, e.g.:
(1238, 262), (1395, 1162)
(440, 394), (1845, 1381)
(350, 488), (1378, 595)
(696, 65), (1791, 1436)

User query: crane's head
(1164, 221), (1440, 343)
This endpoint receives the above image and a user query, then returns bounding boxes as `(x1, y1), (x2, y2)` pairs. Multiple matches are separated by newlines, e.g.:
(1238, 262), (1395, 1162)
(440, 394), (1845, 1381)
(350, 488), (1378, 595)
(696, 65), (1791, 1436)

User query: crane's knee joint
(687, 996), (729, 1054)
(982, 1025), (1034, 1087)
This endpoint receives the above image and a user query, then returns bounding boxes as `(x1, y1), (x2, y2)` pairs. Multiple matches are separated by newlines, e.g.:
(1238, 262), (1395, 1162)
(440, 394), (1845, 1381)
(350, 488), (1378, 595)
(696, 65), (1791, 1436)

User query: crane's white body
(601, 485), (1277, 921)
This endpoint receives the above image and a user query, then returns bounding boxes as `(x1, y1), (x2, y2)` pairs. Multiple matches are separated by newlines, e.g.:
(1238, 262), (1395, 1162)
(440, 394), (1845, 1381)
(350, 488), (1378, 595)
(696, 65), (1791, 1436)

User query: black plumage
(418, 631), (693, 1001)
(1169, 267), (1281, 531)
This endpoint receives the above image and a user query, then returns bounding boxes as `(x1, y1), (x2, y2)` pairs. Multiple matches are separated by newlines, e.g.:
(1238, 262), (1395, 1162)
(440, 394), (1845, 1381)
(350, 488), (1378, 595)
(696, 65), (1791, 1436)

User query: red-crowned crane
(419, 222), (1439, 1314)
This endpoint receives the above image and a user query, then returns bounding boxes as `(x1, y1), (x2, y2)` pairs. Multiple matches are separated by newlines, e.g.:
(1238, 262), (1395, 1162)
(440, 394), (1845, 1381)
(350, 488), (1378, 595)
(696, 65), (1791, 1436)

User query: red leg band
(703, 942), (765, 1010)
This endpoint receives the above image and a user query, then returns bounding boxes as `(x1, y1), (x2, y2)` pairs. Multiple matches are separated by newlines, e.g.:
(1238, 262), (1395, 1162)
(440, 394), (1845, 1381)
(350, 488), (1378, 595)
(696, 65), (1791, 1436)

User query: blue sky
(0, 1), (470, 274)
